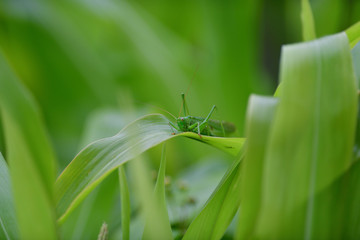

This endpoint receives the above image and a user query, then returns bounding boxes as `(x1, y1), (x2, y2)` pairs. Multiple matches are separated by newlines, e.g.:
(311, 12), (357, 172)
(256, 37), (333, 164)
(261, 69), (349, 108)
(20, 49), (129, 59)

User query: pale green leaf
(352, 42), (360, 85)
(337, 160), (360, 238)
(143, 144), (173, 240)
(0, 52), (57, 239)
(60, 109), (129, 240)
(301, 0), (316, 41)
(182, 150), (244, 240)
(118, 166), (130, 240)
(235, 95), (278, 239)
(352, 43), (360, 162)
(0, 153), (19, 240)
(346, 21), (360, 49)
(254, 33), (357, 239)
(55, 114), (244, 223)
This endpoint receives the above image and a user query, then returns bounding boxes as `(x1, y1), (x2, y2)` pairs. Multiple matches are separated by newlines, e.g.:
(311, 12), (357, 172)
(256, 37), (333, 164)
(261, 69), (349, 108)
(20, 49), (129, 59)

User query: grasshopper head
(177, 117), (188, 131)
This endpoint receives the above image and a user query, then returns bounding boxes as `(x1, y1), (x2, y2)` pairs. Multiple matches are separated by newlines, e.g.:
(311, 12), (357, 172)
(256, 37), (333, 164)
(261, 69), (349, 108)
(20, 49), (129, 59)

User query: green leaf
(179, 132), (245, 157)
(346, 21), (360, 49)
(336, 159), (360, 238)
(301, 0), (316, 41)
(352, 43), (360, 162)
(0, 153), (19, 240)
(352, 42), (360, 85)
(182, 151), (244, 240)
(235, 95), (278, 239)
(254, 33), (357, 238)
(60, 109), (128, 240)
(118, 166), (130, 240)
(143, 144), (173, 240)
(55, 114), (244, 223)
(0, 52), (58, 239)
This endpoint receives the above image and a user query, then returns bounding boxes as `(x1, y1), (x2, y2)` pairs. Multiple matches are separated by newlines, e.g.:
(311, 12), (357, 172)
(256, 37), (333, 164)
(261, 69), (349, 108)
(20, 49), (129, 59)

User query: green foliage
(0, 0), (360, 239)
(0, 53), (57, 239)
(142, 145), (173, 240)
(118, 166), (130, 240)
(254, 33), (357, 239)
(236, 95), (278, 239)
(0, 153), (19, 240)
(55, 113), (244, 223)
(183, 152), (243, 240)
(301, 0), (316, 41)
(347, 21), (360, 48)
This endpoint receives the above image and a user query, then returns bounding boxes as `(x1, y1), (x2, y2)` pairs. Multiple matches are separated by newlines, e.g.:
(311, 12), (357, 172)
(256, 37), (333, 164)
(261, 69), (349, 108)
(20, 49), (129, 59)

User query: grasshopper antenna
(178, 64), (199, 117)
(135, 100), (177, 120)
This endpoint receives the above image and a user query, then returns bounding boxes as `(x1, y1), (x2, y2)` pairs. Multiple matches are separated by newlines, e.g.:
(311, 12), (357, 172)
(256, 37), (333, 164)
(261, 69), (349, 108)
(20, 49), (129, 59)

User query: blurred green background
(0, 0), (359, 170)
(0, 0), (359, 239)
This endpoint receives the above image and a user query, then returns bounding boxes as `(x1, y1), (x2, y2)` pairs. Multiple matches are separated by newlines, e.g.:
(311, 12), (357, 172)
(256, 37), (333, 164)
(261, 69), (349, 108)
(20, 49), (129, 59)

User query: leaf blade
(56, 114), (244, 223)
(0, 52), (58, 239)
(118, 166), (130, 240)
(183, 151), (244, 240)
(255, 32), (357, 239)
(301, 0), (316, 41)
(0, 153), (19, 240)
(236, 95), (278, 239)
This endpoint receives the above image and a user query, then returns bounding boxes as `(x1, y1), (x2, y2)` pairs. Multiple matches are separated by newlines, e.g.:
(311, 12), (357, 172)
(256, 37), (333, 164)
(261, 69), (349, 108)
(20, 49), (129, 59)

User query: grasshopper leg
(196, 122), (203, 138)
(188, 122), (198, 131)
(220, 121), (225, 137)
(198, 105), (216, 131)
(169, 122), (180, 135)
(188, 122), (202, 138)
(204, 105), (216, 122)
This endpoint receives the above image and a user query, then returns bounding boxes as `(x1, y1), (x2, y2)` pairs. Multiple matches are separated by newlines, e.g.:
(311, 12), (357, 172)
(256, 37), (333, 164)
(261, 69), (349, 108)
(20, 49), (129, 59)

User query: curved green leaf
(254, 33), (357, 239)
(60, 109), (129, 240)
(55, 114), (244, 223)
(0, 52), (57, 239)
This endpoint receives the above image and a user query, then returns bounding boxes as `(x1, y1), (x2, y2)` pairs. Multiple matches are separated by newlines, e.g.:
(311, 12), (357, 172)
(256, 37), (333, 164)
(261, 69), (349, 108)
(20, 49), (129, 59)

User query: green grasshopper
(169, 93), (236, 137)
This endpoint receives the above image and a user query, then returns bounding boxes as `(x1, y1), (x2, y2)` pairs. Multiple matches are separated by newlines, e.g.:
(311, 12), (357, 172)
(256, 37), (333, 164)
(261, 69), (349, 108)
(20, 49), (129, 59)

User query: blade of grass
(289, 155), (360, 238)
(254, 32), (357, 239)
(352, 42), (360, 85)
(143, 144), (173, 240)
(60, 109), (129, 240)
(0, 51), (58, 239)
(346, 21), (360, 48)
(129, 155), (170, 240)
(301, 0), (316, 41)
(275, 26), (359, 98)
(235, 95), (278, 239)
(0, 153), (19, 240)
(55, 113), (244, 223)
(352, 43), (360, 163)
(0, 113), (5, 156)
(182, 149), (244, 240)
(338, 160), (360, 238)
(118, 166), (130, 240)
